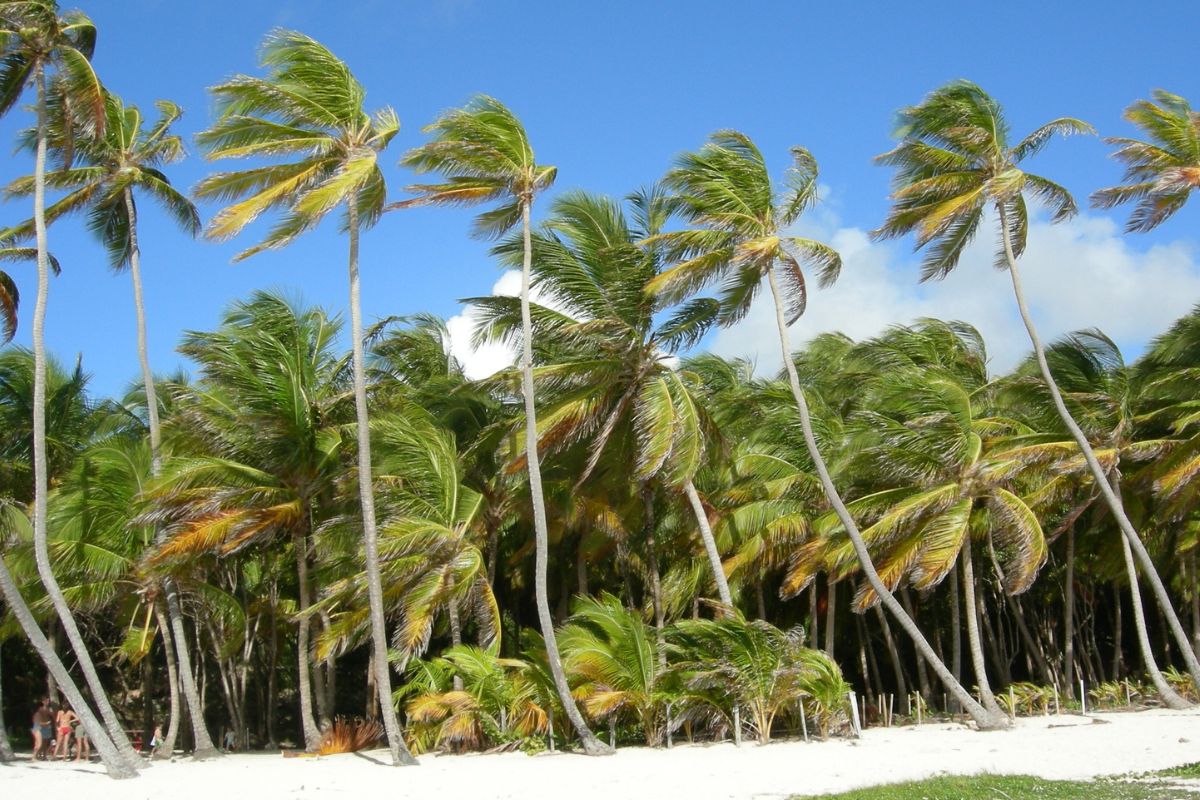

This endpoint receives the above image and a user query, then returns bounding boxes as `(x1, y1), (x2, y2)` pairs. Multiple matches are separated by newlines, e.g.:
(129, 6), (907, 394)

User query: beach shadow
(351, 750), (389, 766)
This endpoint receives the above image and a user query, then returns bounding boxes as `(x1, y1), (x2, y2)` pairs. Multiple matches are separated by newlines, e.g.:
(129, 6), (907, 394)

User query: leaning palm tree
(193, 30), (414, 766)
(1, 90), (216, 755)
(398, 95), (611, 754)
(648, 130), (1004, 728)
(0, 0), (144, 769)
(873, 80), (1200, 688)
(1092, 90), (1199, 232)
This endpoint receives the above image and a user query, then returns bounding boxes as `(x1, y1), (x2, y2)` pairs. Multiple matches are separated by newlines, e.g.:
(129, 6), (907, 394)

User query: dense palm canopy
(0, 15), (1197, 775)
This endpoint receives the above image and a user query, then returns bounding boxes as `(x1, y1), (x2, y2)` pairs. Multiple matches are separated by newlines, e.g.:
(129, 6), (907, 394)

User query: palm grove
(0, 2), (1199, 780)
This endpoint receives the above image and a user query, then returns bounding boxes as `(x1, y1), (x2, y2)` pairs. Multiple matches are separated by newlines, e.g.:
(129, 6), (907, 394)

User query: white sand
(4, 709), (1199, 799)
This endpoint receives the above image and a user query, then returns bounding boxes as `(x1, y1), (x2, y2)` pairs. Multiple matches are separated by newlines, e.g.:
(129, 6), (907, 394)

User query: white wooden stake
(888, 694), (895, 727)
(732, 704), (742, 746)
(799, 702), (809, 743)
(1053, 685), (1060, 715)
(1009, 687), (1016, 721)
(1080, 680), (1087, 715)
(848, 690), (862, 738)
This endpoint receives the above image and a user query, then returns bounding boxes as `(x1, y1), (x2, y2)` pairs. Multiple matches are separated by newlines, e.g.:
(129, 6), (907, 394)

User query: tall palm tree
(0, 0), (141, 768)
(1, 90), (216, 754)
(1092, 90), (1199, 232)
(399, 95), (610, 755)
(0, 245), (55, 342)
(873, 80), (1200, 688)
(648, 130), (1004, 727)
(194, 30), (414, 766)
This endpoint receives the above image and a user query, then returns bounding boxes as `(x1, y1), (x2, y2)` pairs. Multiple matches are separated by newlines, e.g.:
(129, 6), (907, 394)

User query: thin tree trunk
(1191, 550), (1200, 661)
(643, 485), (666, 675)
(266, 586), (278, 746)
(0, 641), (12, 762)
(346, 199), (417, 766)
(1111, 587), (1123, 680)
(860, 612), (886, 701)
(154, 604), (181, 757)
(978, 581), (1011, 686)
(292, 528), (321, 750)
(518, 198), (610, 755)
(809, 583), (818, 648)
(764, 264), (1005, 729)
(126, 188), (218, 758)
(1065, 526), (1076, 697)
(874, 604), (909, 713)
(683, 479), (733, 610)
(0, 555), (136, 778)
(756, 580), (767, 621)
(961, 543), (1001, 714)
(900, 589), (932, 702)
(447, 575), (464, 691)
(987, 533), (1054, 686)
(950, 562), (961, 709)
(824, 580), (836, 657)
(46, 618), (59, 705)
(998, 204), (1200, 686)
(29, 67), (143, 772)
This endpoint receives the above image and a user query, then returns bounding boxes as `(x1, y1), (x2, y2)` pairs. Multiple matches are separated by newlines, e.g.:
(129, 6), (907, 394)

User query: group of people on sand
(30, 697), (91, 762)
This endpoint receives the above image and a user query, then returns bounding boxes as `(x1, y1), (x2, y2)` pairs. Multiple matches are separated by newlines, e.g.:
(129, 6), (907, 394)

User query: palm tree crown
(873, 79), (1092, 279)
(194, 29), (398, 258)
(1092, 90), (1199, 232)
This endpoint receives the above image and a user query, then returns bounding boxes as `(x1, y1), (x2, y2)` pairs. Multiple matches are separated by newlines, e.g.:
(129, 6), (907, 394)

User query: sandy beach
(4, 709), (1199, 799)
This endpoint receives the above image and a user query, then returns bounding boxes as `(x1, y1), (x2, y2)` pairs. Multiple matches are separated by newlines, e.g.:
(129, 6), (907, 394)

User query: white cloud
(446, 270), (522, 380)
(711, 213), (1200, 377)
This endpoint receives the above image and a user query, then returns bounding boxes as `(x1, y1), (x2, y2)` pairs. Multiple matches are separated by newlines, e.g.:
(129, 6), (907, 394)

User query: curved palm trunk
(154, 604), (181, 757)
(347, 199), (418, 766)
(961, 544), (1001, 714)
(998, 205), (1200, 687)
(0, 641), (12, 762)
(518, 198), (611, 756)
(764, 264), (1006, 729)
(126, 189), (219, 759)
(683, 479), (733, 611)
(29, 69), (143, 772)
(1064, 526), (1076, 697)
(0, 555), (136, 778)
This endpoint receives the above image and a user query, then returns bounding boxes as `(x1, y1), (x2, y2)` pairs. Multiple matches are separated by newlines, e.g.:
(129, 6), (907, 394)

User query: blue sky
(0, 0), (1196, 397)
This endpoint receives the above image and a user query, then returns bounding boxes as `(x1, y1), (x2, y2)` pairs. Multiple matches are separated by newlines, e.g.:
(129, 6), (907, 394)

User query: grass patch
(1154, 762), (1200, 779)
(796, 773), (1194, 799)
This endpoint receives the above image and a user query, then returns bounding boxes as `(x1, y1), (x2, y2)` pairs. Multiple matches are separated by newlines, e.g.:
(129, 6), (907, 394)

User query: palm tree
(146, 292), (349, 751)
(193, 30), (413, 766)
(470, 188), (730, 611)
(1092, 90), (1199, 232)
(399, 95), (610, 755)
(1, 89), (216, 755)
(999, 330), (1190, 707)
(873, 80), (1200, 688)
(0, 0), (142, 768)
(648, 130), (1003, 727)
(0, 245), (55, 343)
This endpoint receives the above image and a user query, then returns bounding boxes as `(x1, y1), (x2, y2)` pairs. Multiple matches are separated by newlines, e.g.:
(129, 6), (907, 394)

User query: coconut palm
(0, 0), (140, 768)
(399, 95), (609, 754)
(193, 30), (413, 766)
(146, 292), (349, 751)
(0, 245), (57, 343)
(1, 89), (216, 754)
(998, 330), (1189, 707)
(649, 130), (1003, 727)
(470, 188), (730, 611)
(873, 80), (1200, 688)
(1092, 90), (1199, 232)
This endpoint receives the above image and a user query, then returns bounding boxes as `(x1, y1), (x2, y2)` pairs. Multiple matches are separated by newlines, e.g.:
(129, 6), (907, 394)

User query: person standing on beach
(54, 704), (77, 760)
(31, 698), (53, 760)
(74, 716), (90, 762)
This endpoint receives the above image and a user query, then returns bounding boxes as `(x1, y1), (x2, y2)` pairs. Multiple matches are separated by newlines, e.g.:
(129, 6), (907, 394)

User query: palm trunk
(346, 198), (418, 766)
(292, 527), (322, 750)
(986, 533), (1054, 686)
(683, 479), (733, 610)
(961, 543), (1001, 714)
(950, 560), (961, 708)
(126, 188), (218, 758)
(1191, 549), (1200, 661)
(900, 590), (933, 702)
(447, 575), (464, 691)
(874, 604), (909, 712)
(998, 204), (1200, 687)
(764, 264), (1005, 729)
(1064, 526), (1076, 697)
(518, 197), (610, 755)
(642, 486), (666, 674)
(154, 604), (181, 757)
(824, 580), (836, 657)
(29, 67), (143, 772)
(0, 555), (136, 778)
(0, 641), (13, 762)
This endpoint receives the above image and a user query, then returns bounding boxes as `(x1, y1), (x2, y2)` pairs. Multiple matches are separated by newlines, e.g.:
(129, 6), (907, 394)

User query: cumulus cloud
(446, 270), (522, 380)
(711, 213), (1200, 376)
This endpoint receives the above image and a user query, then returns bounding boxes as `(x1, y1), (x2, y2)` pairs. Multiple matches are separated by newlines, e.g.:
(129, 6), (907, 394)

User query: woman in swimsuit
(31, 699), (53, 760)
(54, 705), (77, 760)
